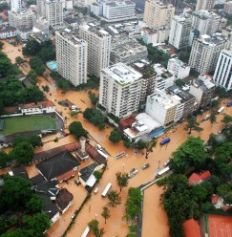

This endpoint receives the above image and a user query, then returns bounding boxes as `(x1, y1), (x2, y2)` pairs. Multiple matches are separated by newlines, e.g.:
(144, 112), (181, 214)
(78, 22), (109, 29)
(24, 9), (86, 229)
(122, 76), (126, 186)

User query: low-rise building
(111, 37), (148, 64)
(189, 74), (215, 108)
(153, 63), (175, 90)
(145, 89), (181, 127)
(0, 25), (17, 39)
(188, 170), (211, 185)
(167, 58), (190, 79)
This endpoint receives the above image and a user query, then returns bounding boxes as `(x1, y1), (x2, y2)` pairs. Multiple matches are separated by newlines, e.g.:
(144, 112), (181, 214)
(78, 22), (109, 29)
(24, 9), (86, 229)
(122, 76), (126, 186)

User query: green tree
(93, 170), (102, 180)
(88, 219), (104, 237)
(125, 188), (142, 221)
(0, 151), (11, 168)
(170, 137), (208, 174)
(69, 121), (88, 139)
(83, 108), (106, 129)
(29, 57), (45, 75)
(22, 39), (40, 56)
(26, 195), (43, 213)
(109, 129), (121, 143)
(186, 115), (203, 134)
(116, 172), (129, 192)
(22, 213), (50, 236)
(145, 138), (156, 159)
(175, 79), (185, 87)
(88, 91), (98, 106)
(107, 190), (121, 207)
(0, 41), (3, 50)
(15, 56), (24, 65)
(222, 114), (232, 124)
(209, 111), (217, 126)
(10, 141), (34, 165)
(101, 206), (110, 224)
(27, 70), (38, 83)
(134, 140), (147, 150)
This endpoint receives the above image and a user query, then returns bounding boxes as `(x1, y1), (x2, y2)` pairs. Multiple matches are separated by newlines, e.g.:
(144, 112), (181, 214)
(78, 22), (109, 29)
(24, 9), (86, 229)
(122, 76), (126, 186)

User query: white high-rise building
(189, 34), (229, 74)
(45, 0), (64, 26)
(79, 24), (111, 77)
(224, 1), (232, 15)
(56, 31), (88, 87)
(143, 0), (175, 28)
(191, 10), (226, 36)
(213, 50), (232, 91)
(11, 0), (22, 12)
(169, 14), (192, 49)
(99, 63), (142, 118)
(196, 0), (214, 11)
(102, 0), (135, 20)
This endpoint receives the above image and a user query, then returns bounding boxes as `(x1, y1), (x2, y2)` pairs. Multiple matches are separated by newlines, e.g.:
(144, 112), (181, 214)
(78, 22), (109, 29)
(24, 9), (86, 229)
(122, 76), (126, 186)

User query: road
(2, 41), (231, 237)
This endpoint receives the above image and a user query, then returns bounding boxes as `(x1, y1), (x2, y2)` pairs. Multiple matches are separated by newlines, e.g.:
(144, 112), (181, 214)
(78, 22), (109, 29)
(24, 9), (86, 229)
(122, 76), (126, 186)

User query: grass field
(0, 114), (57, 136)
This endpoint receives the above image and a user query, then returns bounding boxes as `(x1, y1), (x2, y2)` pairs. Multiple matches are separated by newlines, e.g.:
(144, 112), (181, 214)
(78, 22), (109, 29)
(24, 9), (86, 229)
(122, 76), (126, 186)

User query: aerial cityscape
(0, 0), (231, 236)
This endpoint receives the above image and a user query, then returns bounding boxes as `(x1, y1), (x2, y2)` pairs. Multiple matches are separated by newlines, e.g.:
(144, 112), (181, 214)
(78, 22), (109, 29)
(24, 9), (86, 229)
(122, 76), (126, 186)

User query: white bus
(218, 107), (225, 113)
(156, 166), (170, 178)
(81, 226), (90, 237)
(101, 183), (112, 197)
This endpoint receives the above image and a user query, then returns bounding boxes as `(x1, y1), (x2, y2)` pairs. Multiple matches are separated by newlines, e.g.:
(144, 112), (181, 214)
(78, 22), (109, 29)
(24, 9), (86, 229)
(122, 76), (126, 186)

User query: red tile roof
(188, 171), (211, 185)
(183, 219), (201, 237)
(119, 116), (135, 129)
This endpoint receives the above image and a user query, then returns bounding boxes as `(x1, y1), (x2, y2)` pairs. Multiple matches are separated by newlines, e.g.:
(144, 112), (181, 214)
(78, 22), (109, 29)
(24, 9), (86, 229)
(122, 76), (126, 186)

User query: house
(183, 218), (201, 237)
(56, 188), (73, 214)
(211, 194), (232, 211)
(188, 171), (211, 185)
(31, 174), (60, 223)
(78, 163), (104, 189)
(36, 151), (80, 182)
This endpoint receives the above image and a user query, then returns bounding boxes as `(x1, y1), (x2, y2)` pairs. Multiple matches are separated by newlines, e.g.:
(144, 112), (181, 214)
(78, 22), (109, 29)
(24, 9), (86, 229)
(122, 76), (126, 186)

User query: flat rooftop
(102, 62), (142, 85)
(56, 30), (86, 46)
(79, 24), (110, 38)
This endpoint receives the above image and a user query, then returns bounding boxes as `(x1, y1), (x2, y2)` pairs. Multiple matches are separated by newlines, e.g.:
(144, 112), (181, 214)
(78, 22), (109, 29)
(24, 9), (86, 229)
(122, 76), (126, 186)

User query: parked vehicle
(217, 107), (225, 113)
(160, 137), (171, 145)
(156, 166), (170, 178)
(128, 168), (139, 178)
(94, 187), (99, 194)
(142, 163), (150, 170)
(227, 101), (232, 107)
(101, 183), (112, 197)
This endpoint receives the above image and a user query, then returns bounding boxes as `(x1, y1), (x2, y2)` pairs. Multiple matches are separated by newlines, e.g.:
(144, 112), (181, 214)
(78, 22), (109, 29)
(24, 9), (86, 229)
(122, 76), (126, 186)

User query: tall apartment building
(213, 50), (232, 91)
(195, 0), (214, 11)
(102, 0), (135, 20)
(189, 34), (229, 74)
(224, 1), (232, 16)
(37, 0), (46, 17)
(143, 0), (175, 28)
(44, 0), (64, 26)
(191, 10), (226, 36)
(11, 0), (22, 12)
(169, 14), (192, 49)
(99, 63), (142, 118)
(167, 58), (190, 79)
(56, 31), (88, 87)
(78, 24), (111, 77)
(145, 89), (181, 127)
(9, 9), (36, 30)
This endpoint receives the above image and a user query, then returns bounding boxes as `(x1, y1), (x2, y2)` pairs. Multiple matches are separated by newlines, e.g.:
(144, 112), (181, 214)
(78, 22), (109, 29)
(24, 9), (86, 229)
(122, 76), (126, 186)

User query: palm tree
(88, 219), (104, 237)
(186, 115), (203, 134)
(209, 111), (216, 127)
(116, 172), (129, 192)
(107, 190), (121, 207)
(101, 206), (110, 224)
(145, 138), (157, 159)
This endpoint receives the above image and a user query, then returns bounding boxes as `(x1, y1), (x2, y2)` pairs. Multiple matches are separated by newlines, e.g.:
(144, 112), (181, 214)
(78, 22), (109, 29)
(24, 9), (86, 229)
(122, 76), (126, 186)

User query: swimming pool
(46, 61), (57, 71)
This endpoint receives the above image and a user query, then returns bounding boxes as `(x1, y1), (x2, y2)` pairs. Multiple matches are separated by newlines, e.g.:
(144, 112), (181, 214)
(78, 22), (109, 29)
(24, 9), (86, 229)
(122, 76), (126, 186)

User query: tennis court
(0, 114), (57, 136)
(208, 215), (232, 237)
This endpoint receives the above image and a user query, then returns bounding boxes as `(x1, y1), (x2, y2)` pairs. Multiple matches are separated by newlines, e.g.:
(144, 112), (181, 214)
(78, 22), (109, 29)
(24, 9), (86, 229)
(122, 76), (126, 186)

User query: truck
(227, 101), (232, 107)
(217, 107), (225, 113)
(160, 137), (171, 145)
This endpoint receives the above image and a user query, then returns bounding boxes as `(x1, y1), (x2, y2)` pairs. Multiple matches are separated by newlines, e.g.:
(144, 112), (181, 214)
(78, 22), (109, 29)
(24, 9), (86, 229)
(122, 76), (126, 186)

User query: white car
(128, 168), (139, 178)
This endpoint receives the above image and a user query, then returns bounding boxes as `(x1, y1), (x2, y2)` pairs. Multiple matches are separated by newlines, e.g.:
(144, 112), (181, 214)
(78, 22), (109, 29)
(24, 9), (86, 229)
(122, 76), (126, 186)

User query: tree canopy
(109, 129), (121, 143)
(69, 121), (88, 139)
(83, 108), (106, 130)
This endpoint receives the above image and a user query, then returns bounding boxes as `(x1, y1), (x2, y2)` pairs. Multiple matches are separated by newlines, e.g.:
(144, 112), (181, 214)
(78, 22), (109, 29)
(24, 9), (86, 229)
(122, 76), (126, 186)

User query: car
(128, 168), (139, 178)
(142, 163), (150, 170)
(93, 187), (99, 194)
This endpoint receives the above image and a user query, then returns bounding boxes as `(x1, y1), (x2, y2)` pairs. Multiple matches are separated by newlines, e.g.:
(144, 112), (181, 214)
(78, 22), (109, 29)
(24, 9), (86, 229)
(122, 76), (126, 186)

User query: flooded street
(2, 41), (231, 237)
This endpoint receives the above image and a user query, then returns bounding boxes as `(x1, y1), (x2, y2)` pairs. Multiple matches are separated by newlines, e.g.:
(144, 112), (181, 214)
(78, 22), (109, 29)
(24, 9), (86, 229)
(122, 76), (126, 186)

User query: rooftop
(167, 85), (194, 102)
(192, 75), (215, 91)
(56, 30), (87, 46)
(183, 219), (201, 237)
(188, 171), (211, 185)
(197, 33), (227, 46)
(102, 62), (142, 85)
(104, 0), (135, 7)
(147, 89), (180, 110)
(56, 188), (73, 211)
(79, 23), (110, 38)
(36, 151), (80, 181)
(79, 163), (98, 182)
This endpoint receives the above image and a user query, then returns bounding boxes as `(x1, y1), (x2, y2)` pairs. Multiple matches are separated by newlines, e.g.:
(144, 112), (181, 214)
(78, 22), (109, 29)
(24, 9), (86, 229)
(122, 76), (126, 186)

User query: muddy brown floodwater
(2, 41), (232, 237)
